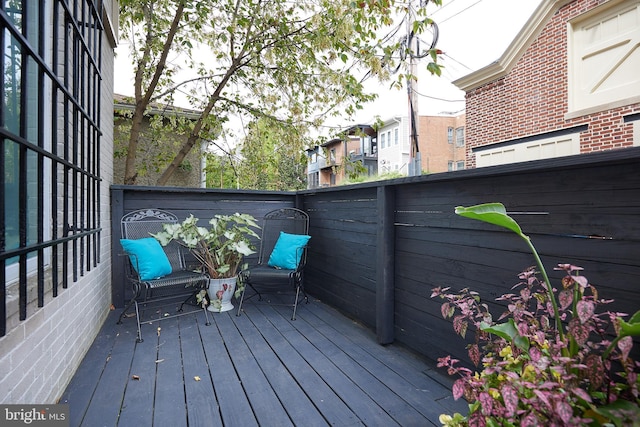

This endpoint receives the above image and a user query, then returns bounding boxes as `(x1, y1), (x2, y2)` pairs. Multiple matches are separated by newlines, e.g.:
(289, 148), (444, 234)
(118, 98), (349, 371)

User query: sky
(113, 0), (543, 132)
(346, 0), (543, 125)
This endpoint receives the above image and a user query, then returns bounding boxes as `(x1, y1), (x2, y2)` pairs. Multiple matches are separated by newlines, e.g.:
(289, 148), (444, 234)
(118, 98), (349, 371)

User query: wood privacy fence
(111, 147), (640, 364)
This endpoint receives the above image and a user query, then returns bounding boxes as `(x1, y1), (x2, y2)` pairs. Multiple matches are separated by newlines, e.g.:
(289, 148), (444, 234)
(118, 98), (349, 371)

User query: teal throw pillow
(120, 237), (172, 280)
(268, 232), (311, 270)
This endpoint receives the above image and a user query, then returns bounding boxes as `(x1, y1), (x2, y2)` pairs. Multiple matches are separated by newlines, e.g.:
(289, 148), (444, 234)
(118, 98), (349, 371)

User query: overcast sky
(113, 0), (543, 131)
(345, 0), (543, 127)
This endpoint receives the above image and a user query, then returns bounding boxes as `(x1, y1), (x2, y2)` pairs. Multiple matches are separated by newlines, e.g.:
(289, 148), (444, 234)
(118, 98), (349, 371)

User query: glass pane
(4, 0), (24, 29)
(3, 31), (21, 133)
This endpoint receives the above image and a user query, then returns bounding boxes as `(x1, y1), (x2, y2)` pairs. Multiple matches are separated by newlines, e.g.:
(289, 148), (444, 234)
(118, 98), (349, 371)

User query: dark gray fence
(112, 147), (640, 364)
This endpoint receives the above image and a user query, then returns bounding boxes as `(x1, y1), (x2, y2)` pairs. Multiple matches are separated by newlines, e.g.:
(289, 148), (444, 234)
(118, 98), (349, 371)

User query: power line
(436, 0), (484, 25)
(411, 88), (464, 103)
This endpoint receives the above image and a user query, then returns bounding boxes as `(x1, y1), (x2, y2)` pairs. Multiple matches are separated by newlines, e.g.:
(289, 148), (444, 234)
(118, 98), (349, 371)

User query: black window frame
(0, 0), (103, 336)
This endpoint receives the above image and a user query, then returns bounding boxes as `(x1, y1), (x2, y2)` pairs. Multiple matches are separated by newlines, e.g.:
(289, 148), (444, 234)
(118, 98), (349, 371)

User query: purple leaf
(576, 300), (595, 324)
(571, 387), (592, 403)
(479, 391), (493, 415)
(468, 344), (481, 367)
(441, 302), (450, 319)
(558, 289), (573, 311)
(453, 316), (468, 338)
(529, 346), (541, 362)
(554, 399), (573, 424)
(618, 336), (633, 360)
(452, 378), (466, 400)
(568, 318), (590, 346)
(468, 411), (486, 427)
(533, 389), (552, 409)
(572, 275), (588, 290)
(584, 354), (604, 389)
(501, 384), (519, 417)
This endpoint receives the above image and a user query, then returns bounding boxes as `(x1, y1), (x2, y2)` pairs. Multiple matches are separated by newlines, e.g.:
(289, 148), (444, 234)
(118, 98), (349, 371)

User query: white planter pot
(207, 276), (237, 312)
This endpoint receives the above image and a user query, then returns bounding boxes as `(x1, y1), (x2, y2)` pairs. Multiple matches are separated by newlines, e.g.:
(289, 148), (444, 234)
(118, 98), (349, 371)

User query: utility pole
(407, 2), (421, 176)
(405, 0), (438, 176)
(407, 10), (422, 176)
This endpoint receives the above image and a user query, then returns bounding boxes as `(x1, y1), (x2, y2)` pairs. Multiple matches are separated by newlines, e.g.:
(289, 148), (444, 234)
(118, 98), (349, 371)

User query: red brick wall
(418, 114), (466, 172)
(465, 0), (639, 168)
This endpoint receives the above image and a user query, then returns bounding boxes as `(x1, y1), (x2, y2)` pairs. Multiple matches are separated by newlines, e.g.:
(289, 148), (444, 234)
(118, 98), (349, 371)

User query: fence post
(376, 184), (395, 344)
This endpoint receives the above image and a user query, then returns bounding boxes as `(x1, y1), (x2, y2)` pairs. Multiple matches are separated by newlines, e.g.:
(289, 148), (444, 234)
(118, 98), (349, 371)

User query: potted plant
(432, 203), (640, 426)
(153, 213), (260, 312)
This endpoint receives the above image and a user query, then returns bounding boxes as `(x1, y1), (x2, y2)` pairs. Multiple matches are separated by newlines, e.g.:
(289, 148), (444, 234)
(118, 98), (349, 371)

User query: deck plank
(249, 304), (364, 426)
(299, 300), (468, 423)
(213, 311), (294, 426)
(151, 316), (189, 427)
(117, 322), (157, 426)
(79, 316), (137, 427)
(180, 316), (224, 426)
(196, 311), (258, 427)
(279, 304), (428, 426)
(60, 312), (124, 426)
(234, 308), (327, 426)
(62, 298), (466, 427)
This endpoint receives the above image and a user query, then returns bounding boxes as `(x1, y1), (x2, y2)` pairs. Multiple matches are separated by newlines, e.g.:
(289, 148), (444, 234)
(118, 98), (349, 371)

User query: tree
(119, 0), (442, 185)
(236, 118), (308, 191)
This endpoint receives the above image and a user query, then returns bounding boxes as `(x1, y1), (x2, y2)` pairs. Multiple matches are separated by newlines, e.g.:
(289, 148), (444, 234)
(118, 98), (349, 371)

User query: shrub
(432, 203), (640, 427)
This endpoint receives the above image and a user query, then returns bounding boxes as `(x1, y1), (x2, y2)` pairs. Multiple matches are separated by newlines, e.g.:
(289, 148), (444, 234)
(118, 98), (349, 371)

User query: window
(394, 128), (399, 145)
(447, 161), (454, 171)
(447, 127), (454, 144)
(308, 172), (319, 188)
(568, 1), (640, 115)
(380, 132), (386, 149)
(456, 161), (465, 170)
(330, 148), (336, 163)
(1, 0), (103, 334)
(455, 127), (465, 147)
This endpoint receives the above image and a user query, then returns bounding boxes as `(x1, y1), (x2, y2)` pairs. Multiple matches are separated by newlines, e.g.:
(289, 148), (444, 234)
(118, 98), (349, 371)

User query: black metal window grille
(0, 1), (103, 336)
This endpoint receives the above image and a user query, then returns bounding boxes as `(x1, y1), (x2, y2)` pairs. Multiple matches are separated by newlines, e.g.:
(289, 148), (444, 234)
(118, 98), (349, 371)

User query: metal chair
(237, 208), (310, 320)
(117, 209), (210, 342)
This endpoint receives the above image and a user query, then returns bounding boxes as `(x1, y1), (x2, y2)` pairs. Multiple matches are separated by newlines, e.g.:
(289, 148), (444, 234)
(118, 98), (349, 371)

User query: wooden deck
(60, 296), (466, 426)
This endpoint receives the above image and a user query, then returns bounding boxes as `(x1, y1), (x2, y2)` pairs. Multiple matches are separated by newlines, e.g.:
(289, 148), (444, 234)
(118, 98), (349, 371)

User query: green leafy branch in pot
(153, 213), (261, 303)
(432, 202), (640, 426)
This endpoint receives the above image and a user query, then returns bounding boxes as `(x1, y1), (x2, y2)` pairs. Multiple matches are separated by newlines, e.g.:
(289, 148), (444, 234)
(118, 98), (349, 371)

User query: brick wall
(465, 0), (640, 168)
(418, 114), (466, 172)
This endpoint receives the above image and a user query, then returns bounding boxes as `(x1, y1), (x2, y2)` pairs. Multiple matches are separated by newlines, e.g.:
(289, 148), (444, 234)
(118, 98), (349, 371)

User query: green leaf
(619, 312), (640, 338)
(480, 319), (530, 351)
(455, 203), (523, 237)
(593, 399), (640, 427)
(628, 309), (640, 324)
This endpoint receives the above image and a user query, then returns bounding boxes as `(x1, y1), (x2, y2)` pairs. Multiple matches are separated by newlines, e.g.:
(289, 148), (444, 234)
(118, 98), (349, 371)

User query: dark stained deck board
(213, 311), (294, 426)
(151, 317), (190, 427)
(234, 307), (327, 426)
(61, 297), (466, 426)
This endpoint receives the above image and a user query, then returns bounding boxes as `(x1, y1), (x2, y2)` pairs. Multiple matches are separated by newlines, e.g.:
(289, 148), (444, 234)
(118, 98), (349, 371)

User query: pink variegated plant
(432, 203), (640, 427)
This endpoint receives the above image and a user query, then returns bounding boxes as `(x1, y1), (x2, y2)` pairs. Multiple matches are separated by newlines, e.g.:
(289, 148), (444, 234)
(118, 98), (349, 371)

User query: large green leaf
(480, 319), (530, 351)
(619, 310), (640, 338)
(455, 203), (523, 237)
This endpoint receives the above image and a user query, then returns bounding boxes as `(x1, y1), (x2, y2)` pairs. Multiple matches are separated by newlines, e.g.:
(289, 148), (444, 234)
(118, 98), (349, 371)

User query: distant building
(417, 114), (467, 173)
(306, 125), (377, 188)
(378, 117), (410, 175)
(113, 94), (205, 187)
(454, 0), (640, 168)
(378, 114), (466, 175)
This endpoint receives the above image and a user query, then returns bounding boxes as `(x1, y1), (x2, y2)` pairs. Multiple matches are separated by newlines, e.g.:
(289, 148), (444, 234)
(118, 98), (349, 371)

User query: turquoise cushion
(120, 237), (172, 280)
(267, 232), (311, 270)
